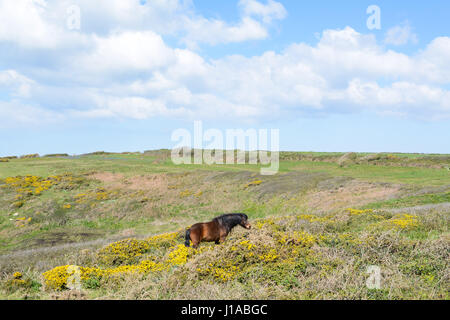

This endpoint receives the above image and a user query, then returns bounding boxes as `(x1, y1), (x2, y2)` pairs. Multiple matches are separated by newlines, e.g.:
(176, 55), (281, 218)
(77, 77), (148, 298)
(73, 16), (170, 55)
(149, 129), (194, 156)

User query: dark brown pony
(185, 213), (251, 248)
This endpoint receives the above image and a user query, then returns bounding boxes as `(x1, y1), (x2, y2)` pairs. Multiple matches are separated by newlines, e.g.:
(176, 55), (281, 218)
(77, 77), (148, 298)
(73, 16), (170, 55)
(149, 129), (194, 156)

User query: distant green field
(361, 192), (450, 209)
(1, 151), (449, 186)
(285, 161), (450, 186)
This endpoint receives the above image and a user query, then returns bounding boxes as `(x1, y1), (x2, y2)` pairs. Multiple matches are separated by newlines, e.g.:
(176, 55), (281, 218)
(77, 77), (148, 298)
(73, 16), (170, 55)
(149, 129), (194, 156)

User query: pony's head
(216, 213), (251, 230)
(238, 213), (251, 229)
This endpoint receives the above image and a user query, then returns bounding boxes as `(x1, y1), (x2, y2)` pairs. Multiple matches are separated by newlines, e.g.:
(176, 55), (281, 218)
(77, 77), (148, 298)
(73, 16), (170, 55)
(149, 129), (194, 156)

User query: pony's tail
(184, 228), (191, 247)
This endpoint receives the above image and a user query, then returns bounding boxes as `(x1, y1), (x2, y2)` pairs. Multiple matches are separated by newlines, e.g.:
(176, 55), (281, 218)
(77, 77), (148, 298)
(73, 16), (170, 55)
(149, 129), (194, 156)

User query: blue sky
(1, 0), (449, 156)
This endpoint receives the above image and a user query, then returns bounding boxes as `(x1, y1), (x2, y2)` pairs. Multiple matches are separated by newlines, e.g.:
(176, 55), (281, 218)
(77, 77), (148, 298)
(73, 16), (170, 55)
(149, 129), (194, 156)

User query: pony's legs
(215, 235), (226, 245)
(191, 235), (200, 248)
(189, 227), (201, 248)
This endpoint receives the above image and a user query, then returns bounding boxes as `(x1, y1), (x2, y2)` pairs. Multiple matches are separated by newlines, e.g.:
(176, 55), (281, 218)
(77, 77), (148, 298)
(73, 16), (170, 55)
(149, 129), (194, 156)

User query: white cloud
(344, 79), (450, 119)
(239, 0), (287, 23)
(0, 70), (35, 97)
(78, 96), (186, 119)
(0, 0), (286, 51)
(181, 16), (268, 47)
(0, 1), (449, 124)
(418, 37), (450, 83)
(180, 0), (287, 47)
(0, 100), (64, 126)
(54, 0), (189, 36)
(0, 0), (55, 48)
(385, 22), (418, 46)
(0, 0), (89, 49)
(76, 31), (176, 73)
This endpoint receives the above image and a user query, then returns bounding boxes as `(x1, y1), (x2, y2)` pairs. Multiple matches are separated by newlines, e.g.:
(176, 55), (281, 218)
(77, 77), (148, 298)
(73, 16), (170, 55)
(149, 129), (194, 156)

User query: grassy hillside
(0, 151), (448, 299)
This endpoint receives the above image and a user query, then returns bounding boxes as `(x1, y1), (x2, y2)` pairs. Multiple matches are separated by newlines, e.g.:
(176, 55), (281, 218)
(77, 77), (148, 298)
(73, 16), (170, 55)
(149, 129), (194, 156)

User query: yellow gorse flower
(244, 180), (262, 188)
(97, 238), (151, 266)
(1, 174), (69, 207)
(258, 248), (278, 262)
(390, 214), (419, 229)
(168, 244), (194, 265)
(43, 260), (167, 290)
(278, 231), (316, 248)
(297, 214), (336, 224)
(345, 208), (374, 215)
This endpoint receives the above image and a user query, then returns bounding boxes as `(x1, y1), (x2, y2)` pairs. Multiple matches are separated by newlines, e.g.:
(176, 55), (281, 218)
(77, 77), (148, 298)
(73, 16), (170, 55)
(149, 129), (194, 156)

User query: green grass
(2, 153), (449, 185)
(286, 161), (450, 186)
(361, 192), (450, 209)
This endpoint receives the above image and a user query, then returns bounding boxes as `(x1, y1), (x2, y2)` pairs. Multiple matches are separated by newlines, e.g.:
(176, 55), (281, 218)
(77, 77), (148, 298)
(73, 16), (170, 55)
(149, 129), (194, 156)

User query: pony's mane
(213, 213), (247, 229)
(213, 213), (247, 221)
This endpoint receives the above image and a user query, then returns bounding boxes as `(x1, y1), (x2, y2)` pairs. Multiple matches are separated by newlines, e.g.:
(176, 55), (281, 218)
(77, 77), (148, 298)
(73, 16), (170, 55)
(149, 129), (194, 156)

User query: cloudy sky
(1, 0), (449, 156)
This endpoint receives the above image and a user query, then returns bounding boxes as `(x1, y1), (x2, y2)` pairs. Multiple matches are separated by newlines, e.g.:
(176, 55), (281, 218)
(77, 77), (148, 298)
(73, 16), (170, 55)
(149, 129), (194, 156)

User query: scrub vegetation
(0, 151), (448, 299)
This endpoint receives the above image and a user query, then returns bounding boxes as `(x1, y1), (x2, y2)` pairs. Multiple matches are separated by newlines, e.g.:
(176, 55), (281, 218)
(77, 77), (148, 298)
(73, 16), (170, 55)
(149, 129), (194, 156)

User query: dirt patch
(25, 231), (102, 249)
(255, 171), (329, 199)
(205, 170), (330, 199)
(307, 179), (401, 212)
(89, 172), (123, 183)
(89, 172), (169, 192)
(123, 174), (168, 191)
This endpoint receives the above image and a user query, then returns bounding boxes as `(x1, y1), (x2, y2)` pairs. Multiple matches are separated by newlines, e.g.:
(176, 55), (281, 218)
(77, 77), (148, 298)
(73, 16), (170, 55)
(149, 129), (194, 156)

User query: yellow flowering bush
(258, 248), (279, 262)
(255, 218), (276, 229)
(238, 240), (254, 250)
(179, 189), (193, 198)
(322, 232), (363, 248)
(2, 175), (60, 194)
(15, 217), (32, 227)
(147, 231), (179, 248)
(297, 214), (335, 224)
(244, 180), (262, 188)
(0, 174), (70, 207)
(3, 271), (33, 292)
(72, 189), (117, 206)
(278, 231), (316, 248)
(43, 260), (167, 291)
(97, 238), (151, 266)
(390, 214), (419, 229)
(212, 266), (239, 282)
(42, 266), (73, 290)
(75, 193), (87, 200)
(346, 208), (374, 215)
(168, 244), (194, 265)
(196, 264), (239, 282)
(95, 191), (108, 200)
(230, 240), (280, 265)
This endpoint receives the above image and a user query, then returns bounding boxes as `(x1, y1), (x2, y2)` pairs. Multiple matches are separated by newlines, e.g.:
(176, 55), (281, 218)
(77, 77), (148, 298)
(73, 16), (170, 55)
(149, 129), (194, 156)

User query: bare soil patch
(307, 179), (401, 212)
(89, 172), (169, 192)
